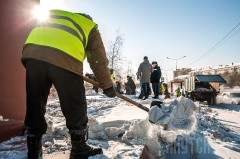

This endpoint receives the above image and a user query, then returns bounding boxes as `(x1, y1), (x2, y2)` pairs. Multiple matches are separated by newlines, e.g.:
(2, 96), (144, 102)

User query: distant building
(175, 62), (240, 87)
(189, 63), (240, 76)
(173, 68), (192, 79)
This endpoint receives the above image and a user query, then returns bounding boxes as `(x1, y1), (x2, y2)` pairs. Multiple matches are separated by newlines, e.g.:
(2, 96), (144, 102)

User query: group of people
(137, 56), (162, 100)
(85, 68), (137, 96)
(110, 71), (137, 95)
(85, 55), (163, 100)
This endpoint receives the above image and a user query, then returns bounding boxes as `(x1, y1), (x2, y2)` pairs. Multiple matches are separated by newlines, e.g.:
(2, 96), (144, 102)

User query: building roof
(195, 75), (226, 83)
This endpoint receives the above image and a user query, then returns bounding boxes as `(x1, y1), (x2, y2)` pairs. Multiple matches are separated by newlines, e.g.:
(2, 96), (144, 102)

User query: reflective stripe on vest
(25, 10), (96, 62)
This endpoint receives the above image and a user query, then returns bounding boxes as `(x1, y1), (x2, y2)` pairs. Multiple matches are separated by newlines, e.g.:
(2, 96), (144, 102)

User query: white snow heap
(123, 119), (148, 139)
(0, 115), (9, 121)
(105, 127), (125, 137)
(148, 96), (198, 147)
(88, 118), (103, 133)
(160, 131), (178, 143)
(149, 97), (197, 130)
(148, 106), (165, 123)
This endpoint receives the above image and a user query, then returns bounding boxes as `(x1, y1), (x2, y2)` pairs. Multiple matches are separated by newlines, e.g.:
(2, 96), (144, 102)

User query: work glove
(103, 86), (116, 98)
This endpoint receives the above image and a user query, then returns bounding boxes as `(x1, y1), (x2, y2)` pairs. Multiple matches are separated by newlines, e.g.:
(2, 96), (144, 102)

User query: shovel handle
(83, 76), (149, 112)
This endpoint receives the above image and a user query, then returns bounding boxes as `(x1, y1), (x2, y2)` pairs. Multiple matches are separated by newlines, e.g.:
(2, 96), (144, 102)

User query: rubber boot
(27, 136), (43, 159)
(70, 128), (103, 159)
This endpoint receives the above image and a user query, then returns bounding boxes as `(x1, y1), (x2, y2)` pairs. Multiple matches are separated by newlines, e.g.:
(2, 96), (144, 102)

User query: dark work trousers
(152, 83), (159, 97)
(141, 82), (150, 98)
(130, 89), (136, 95)
(24, 60), (87, 136)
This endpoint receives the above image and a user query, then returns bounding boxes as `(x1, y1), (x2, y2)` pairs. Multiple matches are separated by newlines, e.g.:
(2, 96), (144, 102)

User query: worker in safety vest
(175, 87), (181, 97)
(21, 10), (115, 158)
(110, 68), (115, 80)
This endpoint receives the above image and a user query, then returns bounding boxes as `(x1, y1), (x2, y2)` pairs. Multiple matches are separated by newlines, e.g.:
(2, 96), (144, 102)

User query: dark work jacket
(126, 77), (136, 90)
(150, 65), (161, 83)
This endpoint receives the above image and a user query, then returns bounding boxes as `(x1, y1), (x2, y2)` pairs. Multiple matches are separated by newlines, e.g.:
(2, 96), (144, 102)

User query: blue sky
(41, 0), (240, 80)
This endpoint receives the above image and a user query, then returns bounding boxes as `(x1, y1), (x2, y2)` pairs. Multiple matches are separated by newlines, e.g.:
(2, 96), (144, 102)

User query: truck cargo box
(184, 75), (226, 105)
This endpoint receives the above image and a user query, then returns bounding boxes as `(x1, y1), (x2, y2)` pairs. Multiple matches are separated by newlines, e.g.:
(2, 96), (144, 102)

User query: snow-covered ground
(0, 88), (240, 159)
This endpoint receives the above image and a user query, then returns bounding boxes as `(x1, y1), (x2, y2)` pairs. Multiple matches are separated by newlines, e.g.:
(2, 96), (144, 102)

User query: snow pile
(45, 101), (69, 136)
(42, 91), (160, 158)
(197, 106), (240, 144)
(146, 97), (199, 158)
(0, 116), (9, 121)
(0, 93), (200, 158)
(3, 88), (240, 158)
(149, 97), (197, 128)
(0, 136), (27, 158)
(85, 89), (100, 96)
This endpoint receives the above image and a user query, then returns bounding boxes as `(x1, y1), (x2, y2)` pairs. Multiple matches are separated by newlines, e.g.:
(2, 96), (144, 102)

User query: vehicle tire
(207, 99), (211, 105)
(213, 96), (216, 105)
(207, 97), (214, 105)
(191, 95), (196, 102)
(190, 94), (196, 102)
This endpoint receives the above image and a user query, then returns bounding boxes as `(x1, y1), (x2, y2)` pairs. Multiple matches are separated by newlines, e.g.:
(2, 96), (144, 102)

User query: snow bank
(147, 96), (198, 158)
(0, 115), (9, 121)
(0, 90), (200, 159)
(1, 88), (240, 159)
(40, 91), (161, 158)
(149, 96), (197, 131)
(197, 106), (240, 144)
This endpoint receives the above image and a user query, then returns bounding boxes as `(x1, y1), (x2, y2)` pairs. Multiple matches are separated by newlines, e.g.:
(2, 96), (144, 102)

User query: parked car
(233, 86), (240, 90)
(216, 92), (240, 105)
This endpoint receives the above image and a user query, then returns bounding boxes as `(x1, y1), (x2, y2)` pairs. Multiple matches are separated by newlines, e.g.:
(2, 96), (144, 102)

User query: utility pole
(161, 69), (173, 83)
(166, 56), (186, 79)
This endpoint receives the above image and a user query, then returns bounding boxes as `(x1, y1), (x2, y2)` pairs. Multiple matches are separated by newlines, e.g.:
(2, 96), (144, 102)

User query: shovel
(83, 76), (149, 112)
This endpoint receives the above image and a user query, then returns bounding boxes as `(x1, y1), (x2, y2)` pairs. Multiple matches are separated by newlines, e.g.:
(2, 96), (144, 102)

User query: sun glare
(32, 5), (49, 21)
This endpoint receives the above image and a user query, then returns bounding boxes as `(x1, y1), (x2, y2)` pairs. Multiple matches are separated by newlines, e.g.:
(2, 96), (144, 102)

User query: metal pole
(166, 56), (186, 79)
(175, 59), (177, 71)
(161, 69), (172, 83)
(176, 59), (178, 79)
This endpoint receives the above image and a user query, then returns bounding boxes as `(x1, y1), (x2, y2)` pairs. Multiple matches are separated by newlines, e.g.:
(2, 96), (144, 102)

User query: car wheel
(191, 95), (196, 102)
(207, 97), (214, 105)
(231, 101), (236, 105)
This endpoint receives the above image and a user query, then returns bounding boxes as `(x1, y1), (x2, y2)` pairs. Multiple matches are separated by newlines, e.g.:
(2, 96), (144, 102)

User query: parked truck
(184, 75), (226, 105)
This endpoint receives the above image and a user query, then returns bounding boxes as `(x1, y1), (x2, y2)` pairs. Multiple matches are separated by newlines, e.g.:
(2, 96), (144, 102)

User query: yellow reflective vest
(25, 10), (96, 63)
(162, 83), (166, 93)
(110, 73), (115, 80)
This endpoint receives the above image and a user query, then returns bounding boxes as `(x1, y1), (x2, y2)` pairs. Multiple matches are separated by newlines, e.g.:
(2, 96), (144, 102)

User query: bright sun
(32, 5), (49, 21)
(32, 0), (67, 21)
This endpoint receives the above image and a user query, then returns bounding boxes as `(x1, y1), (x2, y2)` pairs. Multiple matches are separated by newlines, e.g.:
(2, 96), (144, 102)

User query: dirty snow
(1, 88), (240, 159)
(0, 116), (9, 122)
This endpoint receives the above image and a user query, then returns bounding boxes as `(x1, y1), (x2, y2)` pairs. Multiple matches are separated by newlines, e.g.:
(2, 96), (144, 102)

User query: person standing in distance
(150, 61), (161, 99)
(21, 10), (115, 159)
(137, 56), (153, 100)
(126, 75), (136, 95)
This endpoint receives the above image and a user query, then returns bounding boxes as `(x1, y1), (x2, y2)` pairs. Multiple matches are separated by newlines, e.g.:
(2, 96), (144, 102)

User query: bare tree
(125, 60), (136, 81)
(106, 30), (137, 83)
(106, 30), (124, 79)
(220, 71), (240, 87)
